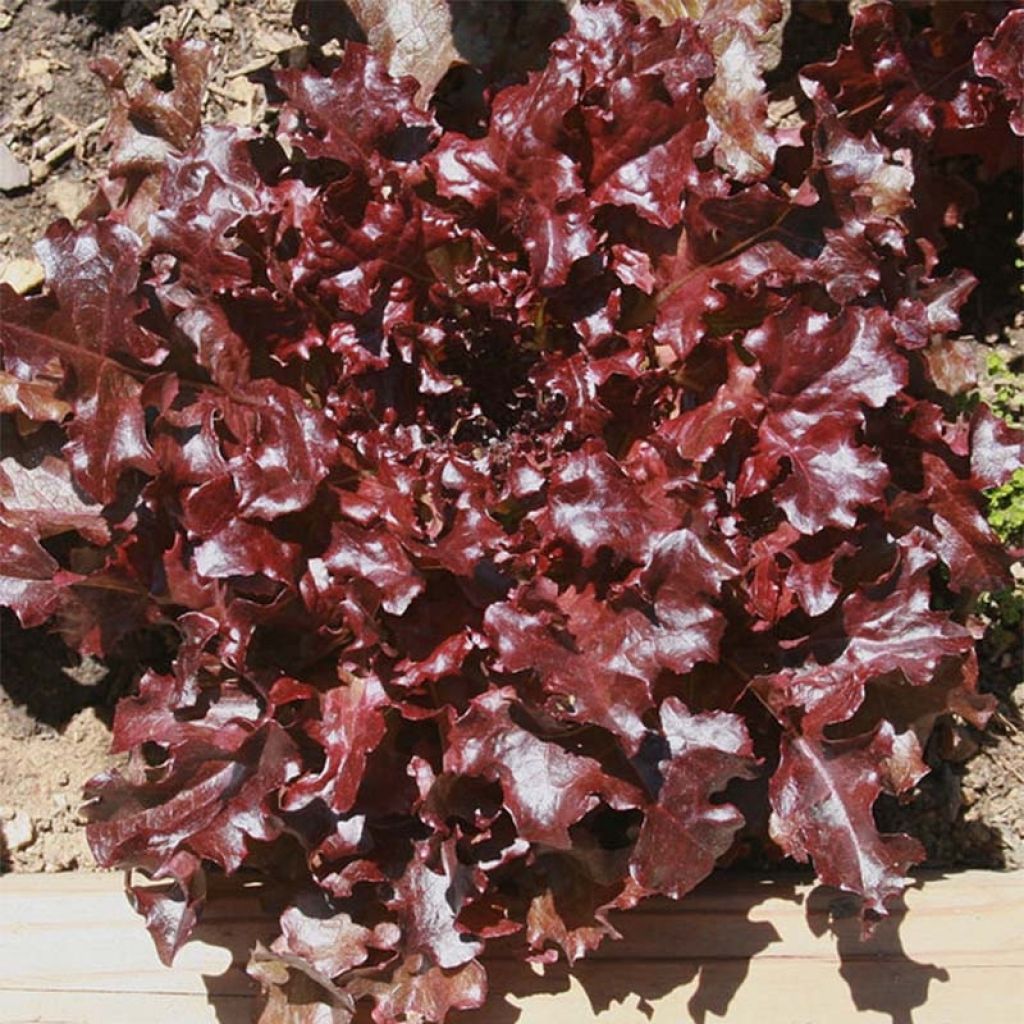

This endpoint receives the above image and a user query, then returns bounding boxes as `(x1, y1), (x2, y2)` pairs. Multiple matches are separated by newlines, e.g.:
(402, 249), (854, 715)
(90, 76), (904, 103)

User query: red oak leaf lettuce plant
(1, 1), (1022, 1020)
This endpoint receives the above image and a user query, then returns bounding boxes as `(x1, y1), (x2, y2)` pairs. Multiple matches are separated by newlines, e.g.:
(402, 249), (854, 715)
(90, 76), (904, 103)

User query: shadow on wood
(460, 873), (797, 1024)
(191, 881), (278, 1024)
(192, 872), (798, 1024)
(805, 881), (949, 1024)
(191, 872), (956, 1024)
(4, 870), (1018, 1023)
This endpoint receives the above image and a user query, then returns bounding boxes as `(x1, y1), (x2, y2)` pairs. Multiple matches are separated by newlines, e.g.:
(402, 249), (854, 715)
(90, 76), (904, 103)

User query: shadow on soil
(0, 610), (114, 728)
(0, 609), (174, 729)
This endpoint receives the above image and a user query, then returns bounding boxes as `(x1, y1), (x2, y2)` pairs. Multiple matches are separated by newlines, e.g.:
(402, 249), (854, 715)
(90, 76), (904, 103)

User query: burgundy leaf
(133, 39), (212, 149)
(524, 850), (638, 964)
(111, 670), (262, 756)
(973, 9), (1024, 135)
(901, 455), (1011, 592)
(281, 673), (389, 815)
(0, 455), (110, 545)
(538, 440), (675, 566)
(389, 839), (484, 969)
(193, 519), (300, 582)
(0, 370), (71, 422)
(333, 0), (460, 104)
(347, 956), (487, 1024)
(445, 689), (641, 848)
(739, 305), (906, 533)
(92, 36), (214, 235)
(86, 723), (301, 876)
(484, 587), (655, 753)
(276, 44), (433, 171)
(755, 541), (975, 736)
(249, 943), (355, 1024)
(0, 523), (67, 627)
(970, 406), (1024, 489)
(1, 223), (158, 503)
(700, 0), (782, 181)
(313, 521), (424, 616)
(273, 897), (399, 980)
(35, 212), (161, 366)
(769, 724), (927, 920)
(149, 125), (269, 291)
(127, 851), (206, 966)
(575, 10), (713, 226)
(630, 699), (757, 898)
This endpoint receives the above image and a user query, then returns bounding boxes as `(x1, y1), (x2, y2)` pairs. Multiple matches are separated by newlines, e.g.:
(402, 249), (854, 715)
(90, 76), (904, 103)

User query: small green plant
(985, 352), (1024, 425)
(978, 583), (1024, 664)
(979, 350), (1023, 672)
(983, 354), (1024, 547)
(988, 468), (1024, 547)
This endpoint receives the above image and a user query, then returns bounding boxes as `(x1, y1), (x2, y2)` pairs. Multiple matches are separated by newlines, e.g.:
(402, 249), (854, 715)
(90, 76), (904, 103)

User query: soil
(0, 693), (116, 873)
(0, 0), (1022, 875)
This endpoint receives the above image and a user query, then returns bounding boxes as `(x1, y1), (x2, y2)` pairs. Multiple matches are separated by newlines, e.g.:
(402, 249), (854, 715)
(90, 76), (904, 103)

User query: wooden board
(1, 870), (1022, 1023)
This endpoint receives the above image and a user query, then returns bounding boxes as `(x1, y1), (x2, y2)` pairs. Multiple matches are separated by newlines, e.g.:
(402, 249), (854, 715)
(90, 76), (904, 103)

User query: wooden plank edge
(1, 869), (1021, 1024)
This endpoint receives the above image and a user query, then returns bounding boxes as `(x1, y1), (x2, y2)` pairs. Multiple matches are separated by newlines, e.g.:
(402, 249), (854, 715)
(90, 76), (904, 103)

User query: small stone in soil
(2, 810), (35, 851)
(0, 140), (29, 191)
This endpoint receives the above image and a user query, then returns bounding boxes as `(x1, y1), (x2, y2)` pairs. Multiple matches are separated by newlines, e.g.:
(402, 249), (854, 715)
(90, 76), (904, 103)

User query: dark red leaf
(445, 689), (641, 848)
(973, 9), (1024, 135)
(347, 956), (487, 1024)
(389, 839), (484, 968)
(276, 44), (433, 171)
(0, 455), (109, 544)
(738, 305), (906, 533)
(769, 724), (927, 920)
(1, 222), (158, 503)
(700, 0), (782, 181)
(127, 852), (206, 966)
(273, 896), (400, 980)
(970, 405), (1024, 489)
(755, 540), (975, 736)
(281, 673), (389, 815)
(538, 440), (675, 566)
(0, 524), (66, 627)
(333, 0), (461, 105)
(0, 370), (71, 422)
(630, 699), (756, 898)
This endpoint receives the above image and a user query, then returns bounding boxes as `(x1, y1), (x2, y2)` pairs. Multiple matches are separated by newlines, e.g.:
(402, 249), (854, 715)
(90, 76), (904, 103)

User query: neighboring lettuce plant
(1, 3), (1022, 1022)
